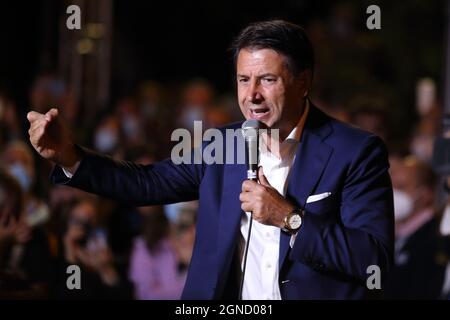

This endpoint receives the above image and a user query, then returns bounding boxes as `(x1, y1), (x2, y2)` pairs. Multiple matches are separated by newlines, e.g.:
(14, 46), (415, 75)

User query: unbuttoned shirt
(241, 101), (309, 300)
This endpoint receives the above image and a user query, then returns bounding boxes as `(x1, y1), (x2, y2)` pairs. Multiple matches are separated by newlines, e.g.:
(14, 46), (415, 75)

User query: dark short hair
(230, 20), (314, 77)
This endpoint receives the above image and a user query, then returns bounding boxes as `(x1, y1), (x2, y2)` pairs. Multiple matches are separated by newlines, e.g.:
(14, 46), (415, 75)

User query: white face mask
(94, 127), (118, 153)
(393, 189), (414, 221)
(122, 115), (139, 138)
(8, 162), (32, 192)
(410, 135), (434, 164)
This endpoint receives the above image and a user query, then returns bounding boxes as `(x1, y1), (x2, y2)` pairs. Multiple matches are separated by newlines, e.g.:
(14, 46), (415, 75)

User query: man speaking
(27, 20), (394, 299)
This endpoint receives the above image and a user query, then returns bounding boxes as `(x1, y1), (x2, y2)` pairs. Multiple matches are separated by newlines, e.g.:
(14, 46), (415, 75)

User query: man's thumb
(45, 108), (59, 121)
(258, 166), (271, 187)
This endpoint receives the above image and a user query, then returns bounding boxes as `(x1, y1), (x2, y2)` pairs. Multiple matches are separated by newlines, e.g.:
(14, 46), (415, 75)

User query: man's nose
(247, 81), (263, 103)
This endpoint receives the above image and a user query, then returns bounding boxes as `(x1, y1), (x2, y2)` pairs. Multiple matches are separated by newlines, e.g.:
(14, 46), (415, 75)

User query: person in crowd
(128, 206), (191, 299)
(51, 197), (132, 299)
(384, 155), (447, 299)
(0, 168), (51, 299)
(2, 141), (50, 228)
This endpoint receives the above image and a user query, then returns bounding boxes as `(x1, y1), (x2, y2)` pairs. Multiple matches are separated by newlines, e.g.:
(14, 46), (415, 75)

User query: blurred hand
(76, 240), (113, 271)
(75, 240), (119, 286)
(0, 213), (31, 245)
(12, 221), (31, 244)
(27, 108), (80, 168)
(63, 224), (86, 264)
(171, 227), (195, 266)
(0, 213), (16, 244)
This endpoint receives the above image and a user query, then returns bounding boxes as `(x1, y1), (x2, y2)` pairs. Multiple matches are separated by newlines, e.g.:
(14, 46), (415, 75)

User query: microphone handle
(247, 165), (258, 181)
(245, 137), (259, 181)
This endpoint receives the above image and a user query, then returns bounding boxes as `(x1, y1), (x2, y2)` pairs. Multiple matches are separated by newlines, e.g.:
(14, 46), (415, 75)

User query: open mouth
(250, 107), (270, 119)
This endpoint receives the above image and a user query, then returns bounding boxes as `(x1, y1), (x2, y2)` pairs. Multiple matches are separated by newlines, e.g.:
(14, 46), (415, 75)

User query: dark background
(0, 0), (446, 141)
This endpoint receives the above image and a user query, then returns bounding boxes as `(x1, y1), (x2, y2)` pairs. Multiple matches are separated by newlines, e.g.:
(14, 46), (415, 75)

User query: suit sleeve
(50, 146), (204, 206)
(290, 135), (394, 282)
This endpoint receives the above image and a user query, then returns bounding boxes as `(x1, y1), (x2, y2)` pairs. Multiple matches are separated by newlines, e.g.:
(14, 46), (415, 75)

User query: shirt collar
(260, 99), (310, 159)
(285, 99), (310, 143)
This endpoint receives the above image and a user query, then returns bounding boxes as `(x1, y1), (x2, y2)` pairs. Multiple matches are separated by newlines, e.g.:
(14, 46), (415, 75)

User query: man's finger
(258, 166), (271, 187)
(239, 192), (251, 202)
(45, 108), (59, 121)
(29, 117), (51, 142)
(242, 180), (257, 192)
(27, 111), (44, 123)
(29, 118), (49, 133)
(29, 124), (48, 145)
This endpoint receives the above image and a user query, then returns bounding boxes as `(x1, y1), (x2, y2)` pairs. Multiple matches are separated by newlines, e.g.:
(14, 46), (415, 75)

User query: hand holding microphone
(240, 167), (295, 228)
(239, 120), (296, 300)
(240, 120), (295, 228)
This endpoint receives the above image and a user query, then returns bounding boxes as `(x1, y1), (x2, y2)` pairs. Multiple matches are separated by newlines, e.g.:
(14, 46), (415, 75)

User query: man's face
(236, 48), (309, 131)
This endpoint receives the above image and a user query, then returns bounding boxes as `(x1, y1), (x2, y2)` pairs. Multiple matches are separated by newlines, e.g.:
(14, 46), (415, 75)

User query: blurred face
(236, 48), (310, 137)
(2, 145), (35, 193)
(67, 201), (97, 241)
(391, 158), (433, 211)
(392, 159), (421, 197)
(353, 113), (386, 140)
(3, 146), (34, 178)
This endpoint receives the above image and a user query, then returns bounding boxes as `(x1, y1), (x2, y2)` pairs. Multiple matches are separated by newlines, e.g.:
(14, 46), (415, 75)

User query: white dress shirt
(241, 101), (309, 300)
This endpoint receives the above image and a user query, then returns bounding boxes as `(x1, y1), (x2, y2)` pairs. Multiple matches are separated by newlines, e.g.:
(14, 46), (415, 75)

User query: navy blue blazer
(51, 105), (394, 299)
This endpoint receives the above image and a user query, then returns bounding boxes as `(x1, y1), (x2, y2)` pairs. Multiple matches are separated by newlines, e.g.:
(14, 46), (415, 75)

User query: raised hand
(27, 108), (79, 168)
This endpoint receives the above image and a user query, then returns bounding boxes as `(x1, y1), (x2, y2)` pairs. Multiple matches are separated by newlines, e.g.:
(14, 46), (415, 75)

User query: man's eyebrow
(258, 73), (277, 78)
(236, 73), (277, 78)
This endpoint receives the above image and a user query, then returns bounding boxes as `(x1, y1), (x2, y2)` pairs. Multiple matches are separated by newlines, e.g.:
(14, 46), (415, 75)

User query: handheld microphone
(239, 119), (263, 300)
(241, 120), (263, 181)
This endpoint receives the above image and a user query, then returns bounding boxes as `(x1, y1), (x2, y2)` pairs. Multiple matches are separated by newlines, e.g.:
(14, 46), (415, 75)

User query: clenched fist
(27, 108), (79, 168)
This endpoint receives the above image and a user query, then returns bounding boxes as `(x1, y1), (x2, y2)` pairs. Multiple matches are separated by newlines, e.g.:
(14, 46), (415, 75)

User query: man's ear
(298, 70), (312, 97)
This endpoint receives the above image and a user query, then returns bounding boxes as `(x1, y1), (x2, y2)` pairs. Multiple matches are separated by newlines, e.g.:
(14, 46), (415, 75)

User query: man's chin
(259, 118), (276, 129)
(261, 120), (273, 129)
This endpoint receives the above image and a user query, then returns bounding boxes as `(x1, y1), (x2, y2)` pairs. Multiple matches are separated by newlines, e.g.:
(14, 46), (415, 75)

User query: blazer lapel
(279, 106), (334, 269)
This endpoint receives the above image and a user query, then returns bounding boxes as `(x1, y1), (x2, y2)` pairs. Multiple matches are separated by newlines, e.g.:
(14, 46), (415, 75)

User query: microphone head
(242, 120), (263, 140)
(242, 119), (262, 130)
(241, 120), (262, 177)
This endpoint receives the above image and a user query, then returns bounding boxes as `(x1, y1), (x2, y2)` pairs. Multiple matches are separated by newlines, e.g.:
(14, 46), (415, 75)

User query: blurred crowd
(0, 75), (218, 299)
(1, 70), (450, 300)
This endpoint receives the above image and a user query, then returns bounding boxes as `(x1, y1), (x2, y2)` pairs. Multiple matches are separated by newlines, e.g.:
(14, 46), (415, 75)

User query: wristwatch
(282, 208), (304, 234)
